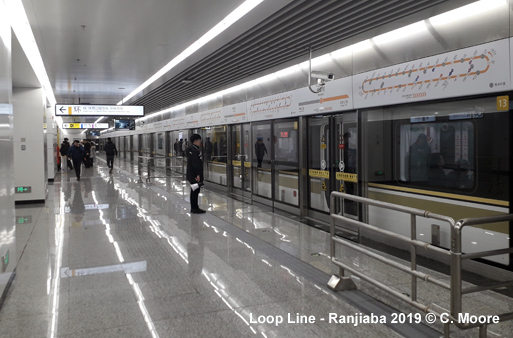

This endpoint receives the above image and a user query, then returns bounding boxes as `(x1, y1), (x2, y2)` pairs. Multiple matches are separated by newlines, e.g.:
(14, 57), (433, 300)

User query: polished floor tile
(2, 156), (510, 337)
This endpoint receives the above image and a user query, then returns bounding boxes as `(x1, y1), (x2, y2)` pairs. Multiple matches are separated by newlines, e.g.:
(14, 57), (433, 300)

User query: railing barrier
(328, 191), (513, 338)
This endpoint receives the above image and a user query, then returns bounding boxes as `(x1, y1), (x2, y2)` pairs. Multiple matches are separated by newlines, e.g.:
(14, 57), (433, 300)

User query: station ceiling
(14, 0), (470, 128)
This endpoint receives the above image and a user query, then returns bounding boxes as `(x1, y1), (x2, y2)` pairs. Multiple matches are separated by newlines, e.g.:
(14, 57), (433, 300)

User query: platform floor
(1, 155), (511, 337)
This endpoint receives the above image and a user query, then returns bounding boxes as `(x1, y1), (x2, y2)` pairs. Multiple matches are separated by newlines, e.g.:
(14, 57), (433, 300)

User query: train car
(98, 1), (513, 276)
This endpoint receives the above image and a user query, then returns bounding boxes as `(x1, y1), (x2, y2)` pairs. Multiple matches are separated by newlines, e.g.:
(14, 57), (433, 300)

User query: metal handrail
(328, 191), (513, 338)
(451, 214), (513, 334)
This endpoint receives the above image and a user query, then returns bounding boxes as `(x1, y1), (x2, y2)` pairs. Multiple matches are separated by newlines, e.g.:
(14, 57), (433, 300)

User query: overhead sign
(63, 123), (110, 129)
(55, 104), (144, 117)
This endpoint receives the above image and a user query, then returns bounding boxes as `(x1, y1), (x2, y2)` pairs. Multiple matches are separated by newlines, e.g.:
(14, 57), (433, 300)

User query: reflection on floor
(0, 155), (510, 337)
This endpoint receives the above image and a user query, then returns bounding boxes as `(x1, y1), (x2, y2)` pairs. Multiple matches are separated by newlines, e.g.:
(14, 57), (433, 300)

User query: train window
(157, 133), (163, 150)
(398, 120), (475, 190)
(274, 122), (298, 164)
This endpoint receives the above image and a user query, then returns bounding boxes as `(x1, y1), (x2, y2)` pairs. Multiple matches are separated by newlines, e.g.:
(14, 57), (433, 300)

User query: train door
(252, 121), (273, 205)
(118, 137), (122, 158)
(334, 113), (359, 219)
(123, 136), (128, 159)
(174, 130), (185, 174)
(148, 133), (155, 155)
(137, 134), (143, 158)
(307, 113), (359, 221)
(165, 131), (171, 172)
(230, 123), (251, 199)
(192, 128), (208, 179)
(308, 116), (331, 212)
(149, 133), (156, 168)
(129, 135), (134, 161)
(205, 126), (227, 186)
(252, 119), (299, 213)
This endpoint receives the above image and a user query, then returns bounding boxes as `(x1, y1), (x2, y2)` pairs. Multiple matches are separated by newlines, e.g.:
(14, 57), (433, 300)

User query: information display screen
(115, 120), (135, 130)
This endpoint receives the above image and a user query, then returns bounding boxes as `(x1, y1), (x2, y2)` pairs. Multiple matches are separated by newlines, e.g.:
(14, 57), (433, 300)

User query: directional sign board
(55, 104), (144, 117)
(63, 123), (109, 129)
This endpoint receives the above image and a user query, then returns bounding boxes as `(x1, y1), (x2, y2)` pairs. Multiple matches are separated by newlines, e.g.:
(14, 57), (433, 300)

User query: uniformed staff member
(187, 134), (205, 214)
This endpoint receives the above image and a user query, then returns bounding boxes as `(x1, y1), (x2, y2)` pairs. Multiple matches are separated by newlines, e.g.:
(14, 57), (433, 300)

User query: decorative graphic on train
(355, 39), (510, 107)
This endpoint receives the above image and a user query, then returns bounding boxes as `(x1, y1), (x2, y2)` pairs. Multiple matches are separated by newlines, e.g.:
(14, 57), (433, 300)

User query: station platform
(1, 155), (512, 337)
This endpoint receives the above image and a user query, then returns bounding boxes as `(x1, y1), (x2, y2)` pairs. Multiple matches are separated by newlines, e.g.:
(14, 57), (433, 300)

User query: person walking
(104, 137), (118, 173)
(68, 140), (85, 181)
(187, 134), (205, 214)
(60, 138), (73, 172)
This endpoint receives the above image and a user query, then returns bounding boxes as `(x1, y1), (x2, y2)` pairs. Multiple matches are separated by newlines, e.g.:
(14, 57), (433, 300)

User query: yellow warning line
(368, 183), (508, 207)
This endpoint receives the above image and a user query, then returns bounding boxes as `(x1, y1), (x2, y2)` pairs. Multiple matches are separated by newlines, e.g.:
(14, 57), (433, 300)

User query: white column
(0, 0), (16, 299)
(13, 87), (46, 202)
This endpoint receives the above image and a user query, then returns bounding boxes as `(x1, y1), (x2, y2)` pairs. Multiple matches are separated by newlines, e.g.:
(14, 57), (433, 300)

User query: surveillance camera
(311, 70), (335, 81)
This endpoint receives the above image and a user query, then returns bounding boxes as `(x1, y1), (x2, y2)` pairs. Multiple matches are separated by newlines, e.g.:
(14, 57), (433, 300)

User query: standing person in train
(182, 140), (189, 155)
(173, 139), (179, 156)
(204, 137), (213, 163)
(104, 137), (118, 174)
(187, 134), (205, 214)
(68, 140), (85, 181)
(409, 133), (431, 182)
(254, 137), (267, 168)
(220, 137), (227, 163)
(178, 138), (184, 156)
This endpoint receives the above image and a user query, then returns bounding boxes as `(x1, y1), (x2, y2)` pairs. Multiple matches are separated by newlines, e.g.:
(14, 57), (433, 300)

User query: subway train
(98, 1), (512, 277)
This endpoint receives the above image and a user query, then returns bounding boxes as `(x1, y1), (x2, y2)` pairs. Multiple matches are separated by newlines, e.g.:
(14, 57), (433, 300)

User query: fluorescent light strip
(372, 21), (427, 45)
(5, 0), (56, 106)
(429, 0), (506, 26)
(131, 0), (500, 125)
(118, 0), (264, 105)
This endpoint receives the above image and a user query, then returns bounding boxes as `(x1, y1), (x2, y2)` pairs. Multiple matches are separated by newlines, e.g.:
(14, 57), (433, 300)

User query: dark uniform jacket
(68, 145), (84, 161)
(186, 144), (203, 184)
